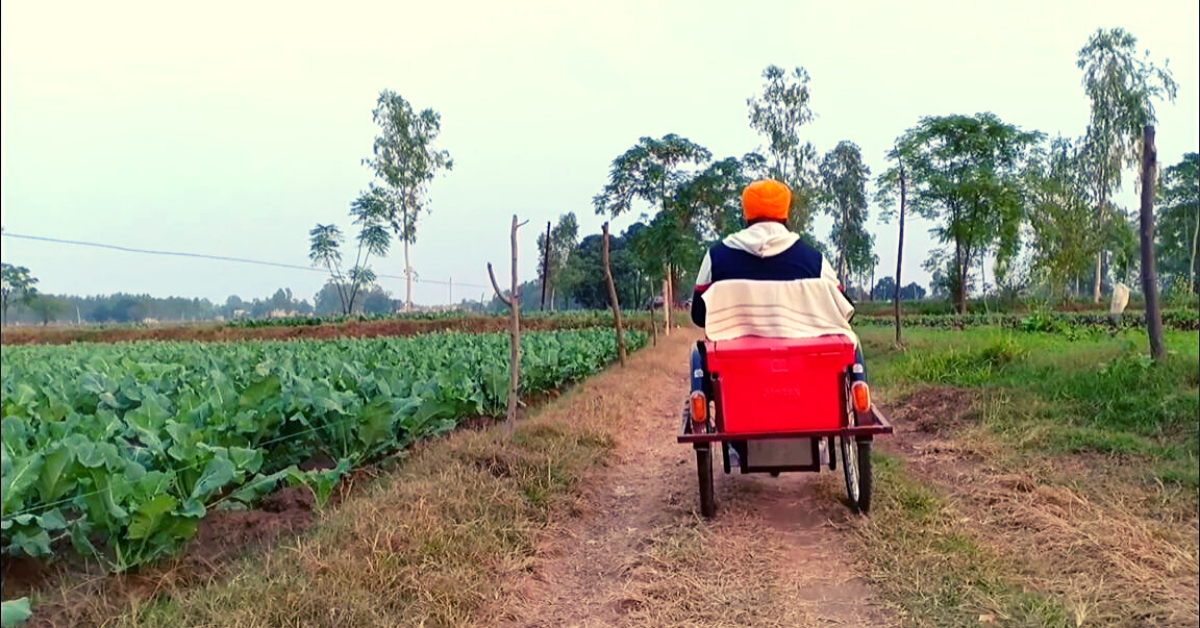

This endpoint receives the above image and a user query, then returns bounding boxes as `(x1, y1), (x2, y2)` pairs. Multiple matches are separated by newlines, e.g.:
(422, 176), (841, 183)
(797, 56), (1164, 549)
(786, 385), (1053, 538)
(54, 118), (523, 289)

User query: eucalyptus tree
(819, 141), (873, 285)
(747, 65), (821, 236)
(363, 89), (453, 310)
(1076, 28), (1177, 301)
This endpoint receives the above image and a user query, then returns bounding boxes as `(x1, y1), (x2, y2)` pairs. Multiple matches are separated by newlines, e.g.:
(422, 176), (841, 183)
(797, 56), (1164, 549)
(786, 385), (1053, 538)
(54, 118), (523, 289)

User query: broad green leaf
(128, 494), (178, 540)
(80, 371), (106, 394)
(1, 453), (43, 516)
(222, 467), (293, 506)
(238, 375), (281, 408)
(36, 509), (68, 531)
(1, 597), (33, 627)
(357, 399), (395, 448)
(36, 447), (74, 503)
(11, 384), (38, 407)
(0, 418), (30, 455)
(75, 442), (104, 468)
(179, 499), (206, 519)
(227, 447), (263, 475)
(190, 456), (235, 502)
(11, 529), (52, 556)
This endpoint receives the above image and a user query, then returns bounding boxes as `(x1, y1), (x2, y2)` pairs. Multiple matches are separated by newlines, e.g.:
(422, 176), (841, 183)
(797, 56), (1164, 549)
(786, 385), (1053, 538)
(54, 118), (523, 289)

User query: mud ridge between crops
(0, 317), (658, 346)
(476, 329), (898, 628)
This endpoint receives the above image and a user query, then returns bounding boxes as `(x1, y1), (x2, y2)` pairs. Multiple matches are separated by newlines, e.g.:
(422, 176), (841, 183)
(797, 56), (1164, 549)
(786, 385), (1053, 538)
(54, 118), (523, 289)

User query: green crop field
(0, 328), (645, 572)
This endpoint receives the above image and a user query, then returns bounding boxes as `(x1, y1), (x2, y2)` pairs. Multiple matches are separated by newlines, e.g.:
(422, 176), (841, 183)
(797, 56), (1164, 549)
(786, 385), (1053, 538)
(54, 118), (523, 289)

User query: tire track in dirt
(482, 330), (898, 628)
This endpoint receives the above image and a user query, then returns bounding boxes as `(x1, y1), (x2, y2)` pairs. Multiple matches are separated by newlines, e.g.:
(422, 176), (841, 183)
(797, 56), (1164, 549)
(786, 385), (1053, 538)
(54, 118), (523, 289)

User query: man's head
(742, 179), (791, 225)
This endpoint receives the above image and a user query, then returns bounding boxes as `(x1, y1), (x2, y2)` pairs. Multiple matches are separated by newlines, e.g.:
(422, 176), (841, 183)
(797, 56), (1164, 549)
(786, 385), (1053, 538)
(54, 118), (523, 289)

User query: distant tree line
(0, 274), (406, 326)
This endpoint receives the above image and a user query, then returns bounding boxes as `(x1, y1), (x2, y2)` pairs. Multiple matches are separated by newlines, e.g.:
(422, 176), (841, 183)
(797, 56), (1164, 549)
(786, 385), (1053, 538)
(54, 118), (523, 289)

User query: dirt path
(483, 330), (898, 628)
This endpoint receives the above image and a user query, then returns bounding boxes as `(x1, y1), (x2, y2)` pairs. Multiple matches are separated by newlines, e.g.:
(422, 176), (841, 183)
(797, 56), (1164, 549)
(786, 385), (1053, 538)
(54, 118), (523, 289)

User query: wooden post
(488, 215), (529, 437)
(1138, 125), (1165, 362)
(894, 150), (907, 347)
(601, 222), (627, 366)
(541, 221), (551, 311)
(649, 277), (658, 346)
(662, 264), (672, 336)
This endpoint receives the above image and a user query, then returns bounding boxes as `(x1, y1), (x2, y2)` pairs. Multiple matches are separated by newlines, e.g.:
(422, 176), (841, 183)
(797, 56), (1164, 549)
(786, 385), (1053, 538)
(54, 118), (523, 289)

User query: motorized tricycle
(678, 334), (893, 517)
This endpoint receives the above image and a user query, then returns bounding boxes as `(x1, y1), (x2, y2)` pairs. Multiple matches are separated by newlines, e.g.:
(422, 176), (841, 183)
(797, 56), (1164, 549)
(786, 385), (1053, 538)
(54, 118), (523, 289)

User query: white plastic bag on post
(1109, 283), (1130, 323)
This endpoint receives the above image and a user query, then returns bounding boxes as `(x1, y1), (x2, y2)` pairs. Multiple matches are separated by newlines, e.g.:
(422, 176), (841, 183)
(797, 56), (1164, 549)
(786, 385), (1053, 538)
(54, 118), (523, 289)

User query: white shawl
(701, 278), (858, 346)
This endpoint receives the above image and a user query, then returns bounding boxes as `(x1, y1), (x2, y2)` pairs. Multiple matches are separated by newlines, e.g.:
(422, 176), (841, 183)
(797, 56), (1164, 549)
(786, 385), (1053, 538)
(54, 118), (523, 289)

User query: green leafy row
(855, 309), (1199, 332)
(223, 309), (657, 329)
(0, 328), (645, 571)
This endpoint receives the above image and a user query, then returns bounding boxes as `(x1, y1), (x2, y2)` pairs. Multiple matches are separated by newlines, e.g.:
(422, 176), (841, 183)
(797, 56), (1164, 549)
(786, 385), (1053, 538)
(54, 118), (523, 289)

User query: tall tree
(308, 188), (392, 315)
(1023, 136), (1103, 301)
(28, 295), (66, 326)
(537, 212), (579, 310)
(1156, 152), (1199, 293)
(872, 276), (897, 301)
(363, 89), (453, 311)
(819, 141), (873, 285)
(895, 113), (1041, 314)
(308, 224), (350, 313)
(747, 65), (820, 236)
(1, 264), (39, 324)
(1077, 28), (1178, 302)
(876, 141), (911, 344)
(675, 155), (758, 239)
(593, 134), (711, 316)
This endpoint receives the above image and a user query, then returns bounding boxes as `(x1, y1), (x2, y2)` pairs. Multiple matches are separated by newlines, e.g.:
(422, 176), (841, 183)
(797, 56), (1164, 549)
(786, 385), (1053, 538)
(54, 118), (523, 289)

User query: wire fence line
(1, 232), (493, 296)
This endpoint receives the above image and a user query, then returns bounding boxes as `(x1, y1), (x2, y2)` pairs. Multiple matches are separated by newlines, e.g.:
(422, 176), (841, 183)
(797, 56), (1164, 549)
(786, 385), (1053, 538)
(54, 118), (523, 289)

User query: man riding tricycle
(678, 179), (892, 518)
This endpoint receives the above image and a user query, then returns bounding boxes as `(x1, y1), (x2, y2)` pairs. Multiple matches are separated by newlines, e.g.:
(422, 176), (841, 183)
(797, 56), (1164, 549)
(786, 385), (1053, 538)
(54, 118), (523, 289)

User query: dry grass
(852, 386), (1200, 628)
(961, 469), (1199, 627)
(112, 420), (611, 627)
(614, 512), (818, 628)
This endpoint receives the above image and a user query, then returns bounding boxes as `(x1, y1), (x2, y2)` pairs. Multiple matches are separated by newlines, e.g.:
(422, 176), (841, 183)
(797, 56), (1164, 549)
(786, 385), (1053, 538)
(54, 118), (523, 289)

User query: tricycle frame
(677, 366), (893, 517)
(676, 374), (894, 446)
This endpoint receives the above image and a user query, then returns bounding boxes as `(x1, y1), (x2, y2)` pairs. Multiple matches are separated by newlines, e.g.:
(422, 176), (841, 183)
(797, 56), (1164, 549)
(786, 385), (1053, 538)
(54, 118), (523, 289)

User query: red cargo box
(705, 335), (857, 433)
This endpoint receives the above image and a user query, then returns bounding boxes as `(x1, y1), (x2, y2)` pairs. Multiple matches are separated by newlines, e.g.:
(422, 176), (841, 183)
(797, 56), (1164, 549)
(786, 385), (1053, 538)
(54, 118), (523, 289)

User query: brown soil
(0, 316), (656, 346)
(475, 329), (898, 628)
(3, 485), (319, 628)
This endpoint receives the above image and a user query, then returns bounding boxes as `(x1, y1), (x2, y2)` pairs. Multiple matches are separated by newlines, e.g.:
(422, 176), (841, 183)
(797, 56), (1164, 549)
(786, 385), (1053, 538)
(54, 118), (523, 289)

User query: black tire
(840, 437), (873, 514)
(697, 445), (716, 518)
(855, 441), (873, 514)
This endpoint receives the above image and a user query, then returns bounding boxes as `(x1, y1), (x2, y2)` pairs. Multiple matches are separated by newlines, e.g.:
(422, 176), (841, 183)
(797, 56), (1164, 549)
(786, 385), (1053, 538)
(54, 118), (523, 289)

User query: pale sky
(3, 0), (1198, 306)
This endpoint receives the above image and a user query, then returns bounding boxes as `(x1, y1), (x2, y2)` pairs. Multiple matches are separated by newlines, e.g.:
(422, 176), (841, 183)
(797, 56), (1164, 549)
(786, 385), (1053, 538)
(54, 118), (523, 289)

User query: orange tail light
(689, 391), (708, 423)
(851, 381), (871, 413)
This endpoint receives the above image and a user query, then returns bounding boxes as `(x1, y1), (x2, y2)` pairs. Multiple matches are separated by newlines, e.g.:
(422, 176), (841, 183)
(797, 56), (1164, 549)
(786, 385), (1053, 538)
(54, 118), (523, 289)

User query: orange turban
(742, 179), (791, 223)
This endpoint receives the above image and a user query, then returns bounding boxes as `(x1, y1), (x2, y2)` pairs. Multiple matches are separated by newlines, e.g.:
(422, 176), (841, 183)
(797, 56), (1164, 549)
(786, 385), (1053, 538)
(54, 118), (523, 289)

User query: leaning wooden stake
(1138, 125), (1165, 363)
(488, 215), (529, 437)
(601, 222), (627, 366)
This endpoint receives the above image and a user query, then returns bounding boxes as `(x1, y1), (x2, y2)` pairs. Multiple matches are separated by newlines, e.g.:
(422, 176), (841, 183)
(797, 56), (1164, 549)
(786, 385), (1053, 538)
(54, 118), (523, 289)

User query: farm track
(478, 329), (897, 628)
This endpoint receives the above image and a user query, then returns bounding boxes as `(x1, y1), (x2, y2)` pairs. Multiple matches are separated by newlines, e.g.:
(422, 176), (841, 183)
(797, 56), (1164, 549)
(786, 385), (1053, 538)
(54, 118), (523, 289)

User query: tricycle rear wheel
(840, 437), (873, 514)
(696, 445), (716, 518)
